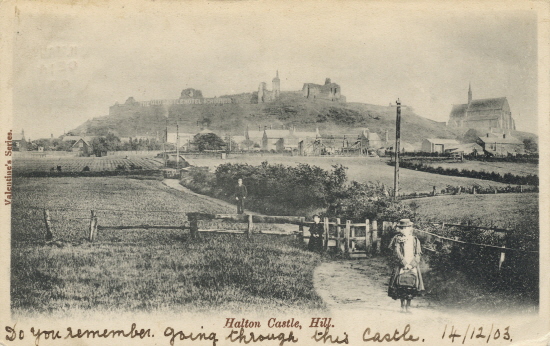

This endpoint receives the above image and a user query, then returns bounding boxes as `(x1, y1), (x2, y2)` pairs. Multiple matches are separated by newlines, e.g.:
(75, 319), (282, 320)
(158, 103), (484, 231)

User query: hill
(71, 92), (535, 145)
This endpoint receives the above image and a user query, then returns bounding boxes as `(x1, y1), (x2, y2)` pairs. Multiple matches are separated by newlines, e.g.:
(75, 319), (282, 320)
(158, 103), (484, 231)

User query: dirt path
(162, 178), (537, 328)
(162, 179), (294, 233)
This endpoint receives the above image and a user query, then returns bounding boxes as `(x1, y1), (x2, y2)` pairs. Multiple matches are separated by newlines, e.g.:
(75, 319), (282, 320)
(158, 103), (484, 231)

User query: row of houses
(421, 130), (524, 156)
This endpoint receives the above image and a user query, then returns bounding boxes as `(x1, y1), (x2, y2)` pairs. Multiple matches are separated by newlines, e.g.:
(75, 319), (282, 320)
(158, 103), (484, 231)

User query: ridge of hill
(71, 92), (536, 145)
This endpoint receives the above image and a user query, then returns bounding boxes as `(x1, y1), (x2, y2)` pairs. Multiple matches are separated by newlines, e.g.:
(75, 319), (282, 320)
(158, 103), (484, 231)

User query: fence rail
(31, 208), (537, 270)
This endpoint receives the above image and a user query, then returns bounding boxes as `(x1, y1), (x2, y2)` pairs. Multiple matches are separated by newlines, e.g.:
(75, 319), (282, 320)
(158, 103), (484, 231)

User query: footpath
(162, 178), (540, 340)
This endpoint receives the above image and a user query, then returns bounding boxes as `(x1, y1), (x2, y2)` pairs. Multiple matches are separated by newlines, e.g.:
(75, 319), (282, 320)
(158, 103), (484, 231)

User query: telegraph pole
(393, 98), (401, 200)
(163, 120), (168, 167)
(176, 121), (180, 170)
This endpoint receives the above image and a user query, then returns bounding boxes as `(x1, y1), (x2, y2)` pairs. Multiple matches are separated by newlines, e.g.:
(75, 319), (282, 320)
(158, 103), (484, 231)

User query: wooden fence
(38, 209), (537, 270)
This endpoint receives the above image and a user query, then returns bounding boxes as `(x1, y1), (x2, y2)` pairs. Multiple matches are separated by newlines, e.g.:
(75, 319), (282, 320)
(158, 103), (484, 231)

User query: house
(476, 132), (524, 156)
(245, 128), (264, 149)
(319, 133), (361, 154)
(357, 128), (387, 152)
(12, 130), (27, 151)
(448, 84), (515, 130)
(262, 129), (291, 151)
(444, 143), (483, 156)
(71, 138), (93, 156)
(421, 138), (460, 153)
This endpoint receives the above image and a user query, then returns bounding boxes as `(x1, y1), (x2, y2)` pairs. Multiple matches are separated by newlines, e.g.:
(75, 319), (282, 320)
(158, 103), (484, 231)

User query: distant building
(448, 84), (516, 130)
(476, 131), (524, 156)
(357, 128), (387, 152)
(71, 138), (93, 156)
(444, 143), (483, 156)
(262, 129), (290, 152)
(12, 130), (27, 151)
(245, 128), (264, 149)
(421, 138), (460, 153)
(302, 78), (345, 102)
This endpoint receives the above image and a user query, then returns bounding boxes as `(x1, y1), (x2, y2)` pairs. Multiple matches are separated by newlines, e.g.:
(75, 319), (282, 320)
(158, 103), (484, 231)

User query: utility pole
(176, 121), (180, 170)
(163, 120), (168, 167)
(393, 98), (401, 200)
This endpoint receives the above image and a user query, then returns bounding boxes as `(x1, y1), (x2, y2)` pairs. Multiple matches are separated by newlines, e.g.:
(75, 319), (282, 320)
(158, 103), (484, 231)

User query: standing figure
(235, 178), (248, 214)
(307, 215), (324, 253)
(387, 219), (425, 313)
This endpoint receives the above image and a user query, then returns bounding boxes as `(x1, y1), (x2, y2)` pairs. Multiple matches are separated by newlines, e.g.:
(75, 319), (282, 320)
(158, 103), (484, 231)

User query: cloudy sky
(10, 1), (542, 139)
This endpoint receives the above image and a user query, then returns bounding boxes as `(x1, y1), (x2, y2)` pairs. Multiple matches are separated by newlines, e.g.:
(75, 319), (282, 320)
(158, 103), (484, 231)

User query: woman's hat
(396, 219), (413, 228)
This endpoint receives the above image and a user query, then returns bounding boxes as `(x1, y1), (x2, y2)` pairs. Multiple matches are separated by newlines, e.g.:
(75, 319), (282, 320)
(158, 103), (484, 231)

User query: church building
(447, 84), (516, 130)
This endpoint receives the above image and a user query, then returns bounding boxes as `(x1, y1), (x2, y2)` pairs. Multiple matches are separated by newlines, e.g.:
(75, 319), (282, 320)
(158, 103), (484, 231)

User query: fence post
(43, 209), (53, 241)
(382, 221), (392, 252)
(336, 218), (342, 254)
(364, 219), (370, 254)
(189, 214), (199, 239)
(247, 214), (254, 239)
(344, 220), (351, 257)
(323, 217), (330, 251)
(88, 210), (97, 242)
(372, 220), (379, 254)
(299, 217), (305, 242)
(498, 246), (506, 271)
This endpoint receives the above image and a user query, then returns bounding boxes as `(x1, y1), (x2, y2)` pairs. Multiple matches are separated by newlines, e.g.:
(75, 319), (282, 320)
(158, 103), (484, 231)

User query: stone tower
(272, 70), (280, 99)
(468, 83), (472, 104)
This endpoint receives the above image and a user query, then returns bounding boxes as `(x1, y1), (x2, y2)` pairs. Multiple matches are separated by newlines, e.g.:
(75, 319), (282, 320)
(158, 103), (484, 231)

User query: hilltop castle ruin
(108, 71), (345, 117)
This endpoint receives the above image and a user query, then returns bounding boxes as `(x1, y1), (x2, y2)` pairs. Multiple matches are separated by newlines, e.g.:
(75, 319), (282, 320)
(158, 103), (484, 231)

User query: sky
(9, 1), (542, 140)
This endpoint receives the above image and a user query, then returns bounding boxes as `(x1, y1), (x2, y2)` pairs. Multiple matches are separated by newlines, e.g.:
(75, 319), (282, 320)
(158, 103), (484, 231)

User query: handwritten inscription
(362, 324), (420, 342)
(441, 324), (512, 343)
(3, 322), (514, 345)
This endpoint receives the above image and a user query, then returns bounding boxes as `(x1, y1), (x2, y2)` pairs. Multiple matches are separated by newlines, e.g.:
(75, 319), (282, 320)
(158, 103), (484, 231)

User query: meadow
(11, 177), (325, 314)
(419, 160), (538, 178)
(408, 193), (539, 229)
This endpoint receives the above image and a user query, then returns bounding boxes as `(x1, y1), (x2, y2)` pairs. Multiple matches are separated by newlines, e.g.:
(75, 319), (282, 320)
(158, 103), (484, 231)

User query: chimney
(264, 126), (267, 131)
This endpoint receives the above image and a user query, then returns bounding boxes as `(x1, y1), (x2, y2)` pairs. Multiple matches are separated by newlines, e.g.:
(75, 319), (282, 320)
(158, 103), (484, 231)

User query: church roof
(450, 104), (468, 119)
(467, 97), (508, 111)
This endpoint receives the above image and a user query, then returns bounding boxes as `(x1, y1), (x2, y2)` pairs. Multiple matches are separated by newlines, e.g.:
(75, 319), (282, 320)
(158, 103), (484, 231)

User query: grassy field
(421, 160), (538, 177)
(12, 177), (325, 314)
(191, 155), (514, 194)
(407, 193), (539, 229)
(12, 156), (163, 173)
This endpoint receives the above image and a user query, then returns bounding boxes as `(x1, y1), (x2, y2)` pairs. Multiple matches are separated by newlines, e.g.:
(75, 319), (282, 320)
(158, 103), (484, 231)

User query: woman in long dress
(308, 215), (324, 253)
(387, 219), (425, 313)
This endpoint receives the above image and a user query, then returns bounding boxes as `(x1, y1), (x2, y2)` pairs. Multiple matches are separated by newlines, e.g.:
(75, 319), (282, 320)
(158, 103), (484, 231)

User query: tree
(193, 133), (226, 151)
(523, 138), (538, 153)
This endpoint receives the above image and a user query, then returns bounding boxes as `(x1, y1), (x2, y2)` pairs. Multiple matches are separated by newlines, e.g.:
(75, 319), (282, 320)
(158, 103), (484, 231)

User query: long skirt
(308, 236), (323, 252)
(388, 265), (425, 300)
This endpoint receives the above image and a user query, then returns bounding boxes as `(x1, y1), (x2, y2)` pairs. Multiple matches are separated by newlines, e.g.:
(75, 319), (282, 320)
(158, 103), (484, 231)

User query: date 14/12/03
(442, 325), (511, 343)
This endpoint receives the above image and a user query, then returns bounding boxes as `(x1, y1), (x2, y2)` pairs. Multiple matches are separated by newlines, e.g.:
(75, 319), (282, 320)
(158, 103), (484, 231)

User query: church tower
(468, 83), (472, 104)
(272, 70), (280, 99)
